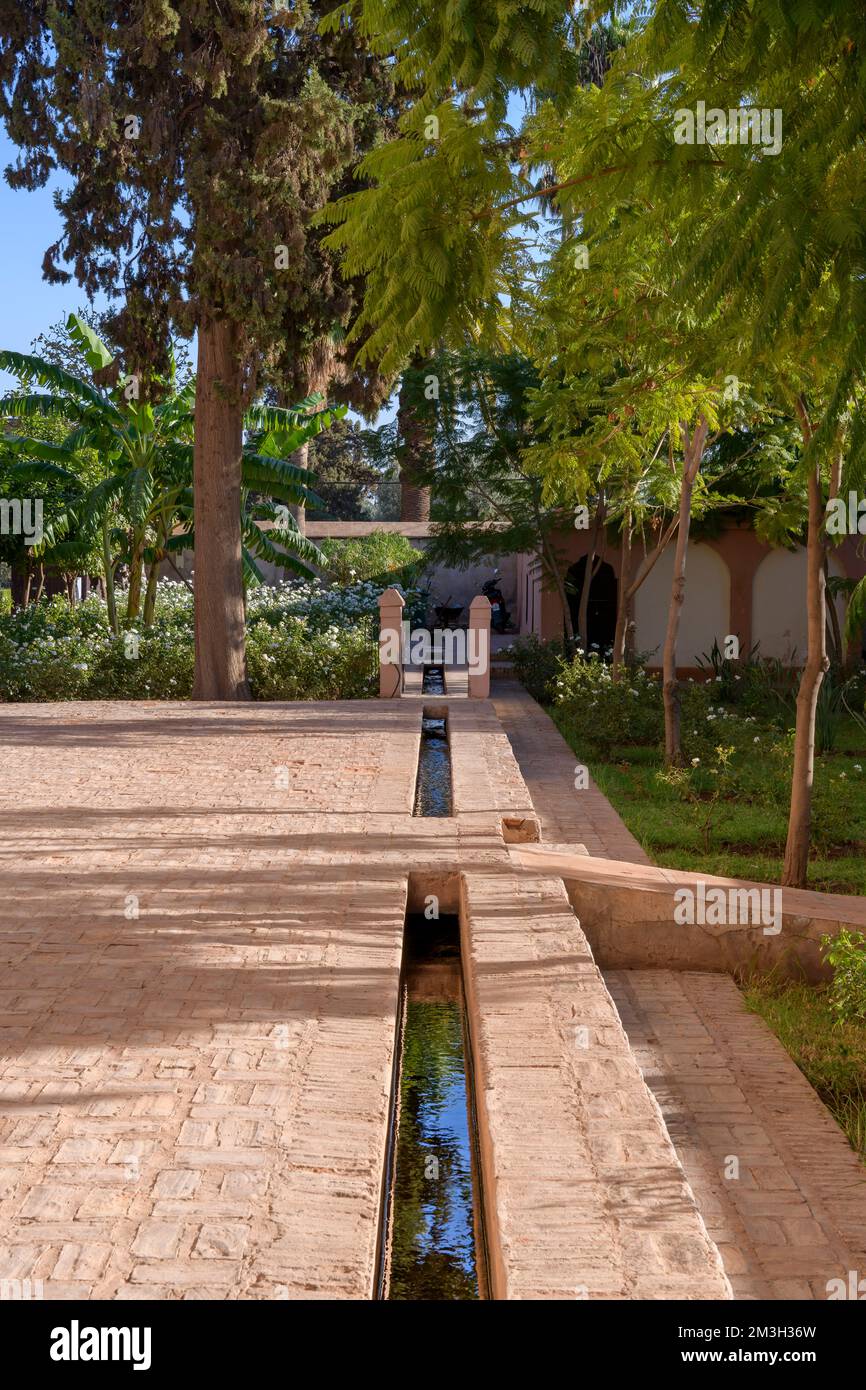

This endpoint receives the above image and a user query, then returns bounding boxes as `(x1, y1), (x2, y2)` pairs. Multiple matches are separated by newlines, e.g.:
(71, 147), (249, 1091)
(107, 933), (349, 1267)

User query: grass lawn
(743, 976), (866, 1161)
(553, 719), (866, 896)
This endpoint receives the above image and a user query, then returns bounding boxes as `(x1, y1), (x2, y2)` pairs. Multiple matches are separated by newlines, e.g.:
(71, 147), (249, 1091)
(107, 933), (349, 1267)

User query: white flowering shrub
(0, 577), (420, 703)
(553, 654), (664, 757)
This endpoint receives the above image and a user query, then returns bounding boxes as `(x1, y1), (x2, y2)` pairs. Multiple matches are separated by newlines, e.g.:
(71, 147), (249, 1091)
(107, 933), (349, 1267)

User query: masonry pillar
(468, 594), (491, 699)
(378, 587), (405, 698)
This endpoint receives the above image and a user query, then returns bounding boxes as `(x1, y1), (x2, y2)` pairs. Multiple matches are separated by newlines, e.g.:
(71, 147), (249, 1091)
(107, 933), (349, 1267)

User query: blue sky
(0, 130), (112, 388)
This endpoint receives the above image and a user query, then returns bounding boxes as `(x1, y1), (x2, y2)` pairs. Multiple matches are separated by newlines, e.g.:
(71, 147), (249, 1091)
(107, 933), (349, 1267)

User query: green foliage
(0, 7), (403, 406)
(744, 977), (866, 1161)
(822, 931), (866, 1025)
(658, 744), (738, 854)
(553, 654), (664, 759)
(319, 531), (426, 587)
(507, 635), (569, 705)
(0, 582), (383, 703)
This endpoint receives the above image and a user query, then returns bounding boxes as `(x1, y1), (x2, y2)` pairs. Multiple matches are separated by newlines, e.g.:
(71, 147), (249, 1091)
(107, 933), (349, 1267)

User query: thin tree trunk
(35, 563), (45, 603)
(192, 316), (250, 700)
(287, 441), (309, 538)
(824, 554), (843, 666)
(10, 563), (29, 611)
(102, 515), (119, 636)
(663, 417), (709, 767)
(577, 492), (604, 649)
(126, 538), (144, 620)
(783, 406), (834, 887)
(22, 569), (31, 608)
(143, 560), (159, 627)
(397, 355), (433, 522)
(612, 510), (633, 682)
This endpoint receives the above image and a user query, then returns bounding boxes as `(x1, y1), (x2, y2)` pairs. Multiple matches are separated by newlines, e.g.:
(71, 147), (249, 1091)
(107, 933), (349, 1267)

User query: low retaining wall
(509, 847), (866, 982)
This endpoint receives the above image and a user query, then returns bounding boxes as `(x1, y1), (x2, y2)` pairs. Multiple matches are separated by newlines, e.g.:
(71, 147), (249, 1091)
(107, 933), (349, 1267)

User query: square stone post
(378, 587), (405, 698)
(468, 594), (491, 699)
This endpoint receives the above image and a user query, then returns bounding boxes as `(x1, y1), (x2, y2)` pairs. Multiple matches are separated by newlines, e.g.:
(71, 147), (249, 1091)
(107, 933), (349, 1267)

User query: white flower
(753, 736), (760, 743)
(691, 757), (700, 766)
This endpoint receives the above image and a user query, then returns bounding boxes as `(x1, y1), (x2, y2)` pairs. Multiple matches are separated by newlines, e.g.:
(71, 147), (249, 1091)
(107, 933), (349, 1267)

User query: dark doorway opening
(567, 557), (618, 654)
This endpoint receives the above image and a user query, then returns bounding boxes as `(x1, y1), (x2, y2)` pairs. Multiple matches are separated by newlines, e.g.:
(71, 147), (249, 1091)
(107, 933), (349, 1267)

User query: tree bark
(397, 356), (433, 522)
(576, 492), (604, 649)
(783, 412), (832, 887)
(102, 514), (119, 636)
(126, 538), (144, 621)
(287, 440), (309, 538)
(192, 316), (250, 700)
(143, 560), (159, 627)
(10, 563), (29, 611)
(611, 510), (633, 682)
(663, 417), (709, 767)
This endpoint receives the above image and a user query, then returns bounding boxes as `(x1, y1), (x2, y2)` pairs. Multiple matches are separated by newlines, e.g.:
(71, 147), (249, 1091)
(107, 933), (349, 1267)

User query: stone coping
(510, 846), (866, 979)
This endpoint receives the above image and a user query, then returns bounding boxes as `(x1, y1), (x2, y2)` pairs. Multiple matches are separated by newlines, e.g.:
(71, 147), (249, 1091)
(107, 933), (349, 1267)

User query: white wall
(752, 548), (846, 661)
(634, 542), (731, 665)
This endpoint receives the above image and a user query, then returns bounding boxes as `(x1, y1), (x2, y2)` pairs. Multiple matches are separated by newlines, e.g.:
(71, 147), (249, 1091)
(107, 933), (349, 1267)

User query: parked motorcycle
(482, 573), (511, 633)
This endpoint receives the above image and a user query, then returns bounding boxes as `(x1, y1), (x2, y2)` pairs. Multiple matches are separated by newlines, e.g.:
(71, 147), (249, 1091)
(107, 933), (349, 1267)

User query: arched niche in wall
(633, 542), (731, 665)
(752, 549), (847, 663)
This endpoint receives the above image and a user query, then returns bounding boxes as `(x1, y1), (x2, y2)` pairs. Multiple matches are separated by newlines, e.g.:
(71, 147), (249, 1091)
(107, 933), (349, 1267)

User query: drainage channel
(413, 708), (452, 817)
(421, 663), (446, 695)
(377, 913), (489, 1300)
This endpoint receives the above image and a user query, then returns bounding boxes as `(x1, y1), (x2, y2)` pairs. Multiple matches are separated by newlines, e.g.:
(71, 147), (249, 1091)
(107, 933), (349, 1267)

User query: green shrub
(553, 655), (663, 758)
(0, 581), (384, 702)
(319, 531), (426, 587)
(508, 635), (569, 704)
(822, 929), (866, 1023)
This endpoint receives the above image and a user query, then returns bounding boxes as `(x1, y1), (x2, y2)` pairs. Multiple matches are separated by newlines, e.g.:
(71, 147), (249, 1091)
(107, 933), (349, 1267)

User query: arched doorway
(567, 557), (617, 654)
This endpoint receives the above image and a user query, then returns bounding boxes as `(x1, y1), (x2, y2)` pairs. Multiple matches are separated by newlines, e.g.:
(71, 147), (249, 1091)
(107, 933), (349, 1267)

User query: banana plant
(1, 315), (343, 629)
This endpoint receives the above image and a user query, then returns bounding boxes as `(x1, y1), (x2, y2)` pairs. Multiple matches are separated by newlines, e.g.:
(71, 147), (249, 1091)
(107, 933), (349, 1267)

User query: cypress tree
(0, 2), (400, 696)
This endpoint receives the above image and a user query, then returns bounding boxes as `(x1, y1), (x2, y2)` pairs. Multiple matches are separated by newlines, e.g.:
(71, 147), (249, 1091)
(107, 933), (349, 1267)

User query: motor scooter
(481, 573), (511, 633)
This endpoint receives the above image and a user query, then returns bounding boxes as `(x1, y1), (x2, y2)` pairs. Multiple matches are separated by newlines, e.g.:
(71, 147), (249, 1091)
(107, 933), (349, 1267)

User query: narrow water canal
(380, 914), (487, 1301)
(413, 715), (452, 817)
(421, 664), (446, 695)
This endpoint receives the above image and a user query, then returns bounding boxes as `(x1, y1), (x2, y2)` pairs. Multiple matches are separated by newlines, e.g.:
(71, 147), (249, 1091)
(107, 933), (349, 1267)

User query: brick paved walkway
(608, 972), (866, 1300)
(490, 684), (650, 861)
(0, 697), (727, 1300)
(491, 684), (866, 1300)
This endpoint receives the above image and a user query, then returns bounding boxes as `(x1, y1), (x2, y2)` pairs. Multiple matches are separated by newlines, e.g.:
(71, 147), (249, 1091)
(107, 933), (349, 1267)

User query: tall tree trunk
(192, 317), (250, 700)
(782, 409), (837, 887)
(35, 562), (45, 603)
(397, 355), (433, 522)
(611, 510), (633, 683)
(663, 417), (709, 767)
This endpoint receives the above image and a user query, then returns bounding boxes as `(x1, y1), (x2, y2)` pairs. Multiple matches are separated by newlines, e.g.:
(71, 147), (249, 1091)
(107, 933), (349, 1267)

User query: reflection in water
(385, 918), (485, 1301)
(413, 716), (452, 816)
